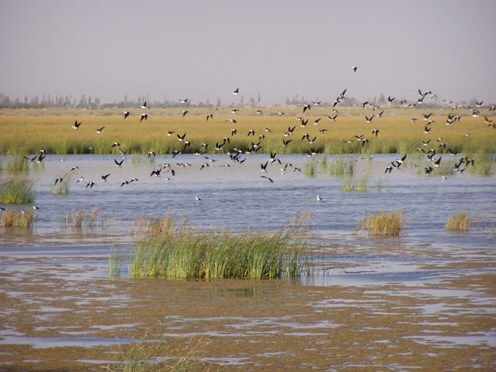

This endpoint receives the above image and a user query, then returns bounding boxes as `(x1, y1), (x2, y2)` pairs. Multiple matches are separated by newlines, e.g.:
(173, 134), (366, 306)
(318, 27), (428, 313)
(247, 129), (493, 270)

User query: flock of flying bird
(16, 66), (496, 204)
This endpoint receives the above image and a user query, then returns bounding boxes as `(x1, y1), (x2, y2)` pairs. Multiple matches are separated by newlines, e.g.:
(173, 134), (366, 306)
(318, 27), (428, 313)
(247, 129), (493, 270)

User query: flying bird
(72, 120), (81, 130)
(124, 111), (130, 119)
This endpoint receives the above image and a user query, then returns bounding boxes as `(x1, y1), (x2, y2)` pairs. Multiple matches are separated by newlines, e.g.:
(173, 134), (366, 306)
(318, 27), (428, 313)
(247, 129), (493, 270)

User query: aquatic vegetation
(0, 178), (34, 204)
(329, 157), (356, 176)
(445, 213), (470, 231)
(469, 153), (495, 176)
(304, 159), (317, 177)
(50, 176), (72, 195)
(5, 155), (29, 173)
(60, 208), (101, 230)
(340, 175), (369, 192)
(359, 210), (403, 236)
(0, 209), (34, 228)
(129, 215), (310, 280)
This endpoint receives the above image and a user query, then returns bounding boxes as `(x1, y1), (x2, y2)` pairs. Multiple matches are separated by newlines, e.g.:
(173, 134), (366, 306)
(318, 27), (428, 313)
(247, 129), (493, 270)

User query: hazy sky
(1, 0), (495, 105)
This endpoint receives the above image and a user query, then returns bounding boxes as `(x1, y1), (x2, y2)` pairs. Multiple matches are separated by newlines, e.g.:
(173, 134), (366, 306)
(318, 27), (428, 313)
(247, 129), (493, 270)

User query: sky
(1, 0), (495, 106)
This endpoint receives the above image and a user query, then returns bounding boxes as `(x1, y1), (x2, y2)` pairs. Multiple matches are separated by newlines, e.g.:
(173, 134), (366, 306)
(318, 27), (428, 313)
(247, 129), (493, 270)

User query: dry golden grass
(0, 106), (494, 154)
(360, 211), (403, 236)
(445, 213), (470, 231)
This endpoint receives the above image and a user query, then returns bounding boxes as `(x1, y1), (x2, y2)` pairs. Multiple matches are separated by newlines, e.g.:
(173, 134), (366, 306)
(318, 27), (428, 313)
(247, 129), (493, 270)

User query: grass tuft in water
(0, 210), (34, 228)
(445, 213), (470, 231)
(359, 210), (403, 236)
(129, 215), (310, 280)
(340, 176), (369, 192)
(304, 159), (317, 177)
(50, 176), (72, 195)
(469, 153), (495, 176)
(329, 157), (356, 177)
(0, 178), (35, 204)
(5, 156), (29, 173)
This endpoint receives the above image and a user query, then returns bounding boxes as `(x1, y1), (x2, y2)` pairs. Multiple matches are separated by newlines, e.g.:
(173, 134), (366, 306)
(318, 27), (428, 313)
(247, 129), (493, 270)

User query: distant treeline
(0, 93), (479, 109)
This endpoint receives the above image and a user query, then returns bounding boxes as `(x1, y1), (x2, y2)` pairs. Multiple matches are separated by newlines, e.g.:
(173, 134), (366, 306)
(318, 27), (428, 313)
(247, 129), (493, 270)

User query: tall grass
(329, 157), (356, 176)
(304, 159), (317, 177)
(359, 211), (403, 236)
(469, 153), (495, 176)
(445, 213), (470, 231)
(340, 176), (369, 192)
(0, 178), (34, 204)
(129, 215), (310, 280)
(1, 108), (495, 155)
(60, 208), (101, 230)
(5, 155), (29, 173)
(0, 210), (34, 228)
(50, 176), (72, 195)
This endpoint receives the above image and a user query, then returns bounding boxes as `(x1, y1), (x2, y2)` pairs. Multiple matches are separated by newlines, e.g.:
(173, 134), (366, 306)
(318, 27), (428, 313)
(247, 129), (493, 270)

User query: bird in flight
(72, 120), (81, 130)
(233, 88), (239, 95)
(96, 127), (105, 134)
(124, 111), (130, 119)
(352, 66), (358, 72)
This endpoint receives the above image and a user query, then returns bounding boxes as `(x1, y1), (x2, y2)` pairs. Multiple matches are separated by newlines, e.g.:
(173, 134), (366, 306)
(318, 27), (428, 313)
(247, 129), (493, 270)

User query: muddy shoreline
(1, 243), (495, 371)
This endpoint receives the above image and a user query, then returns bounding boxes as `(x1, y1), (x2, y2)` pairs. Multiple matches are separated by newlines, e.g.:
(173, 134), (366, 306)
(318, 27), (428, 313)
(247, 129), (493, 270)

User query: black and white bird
(114, 158), (124, 167)
(124, 111), (130, 119)
(72, 120), (81, 130)
(233, 88), (239, 95)
(96, 127), (105, 134)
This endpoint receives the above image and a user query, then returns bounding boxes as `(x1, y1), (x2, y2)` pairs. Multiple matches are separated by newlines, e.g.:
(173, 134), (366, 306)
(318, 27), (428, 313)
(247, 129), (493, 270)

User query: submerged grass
(445, 213), (470, 231)
(0, 178), (34, 204)
(0, 209), (34, 228)
(129, 215), (310, 280)
(359, 210), (403, 236)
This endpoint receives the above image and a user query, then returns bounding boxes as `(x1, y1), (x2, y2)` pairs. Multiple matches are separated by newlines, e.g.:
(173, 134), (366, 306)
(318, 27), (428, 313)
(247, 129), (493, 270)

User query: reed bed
(1, 108), (494, 155)
(4, 155), (29, 173)
(60, 208), (102, 230)
(359, 210), (403, 236)
(340, 176), (369, 192)
(50, 176), (72, 195)
(0, 178), (34, 204)
(0, 209), (34, 228)
(445, 213), (470, 231)
(329, 157), (356, 176)
(129, 215), (310, 280)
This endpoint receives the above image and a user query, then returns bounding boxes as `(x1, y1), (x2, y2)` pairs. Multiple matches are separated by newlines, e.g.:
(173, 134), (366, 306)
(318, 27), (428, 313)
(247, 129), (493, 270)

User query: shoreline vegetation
(127, 215), (311, 280)
(0, 106), (495, 155)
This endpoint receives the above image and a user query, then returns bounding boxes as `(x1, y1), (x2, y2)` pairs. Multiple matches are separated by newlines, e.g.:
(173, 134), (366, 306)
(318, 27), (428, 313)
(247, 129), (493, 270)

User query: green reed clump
(340, 176), (369, 191)
(329, 157), (356, 176)
(0, 210), (34, 228)
(5, 156), (29, 173)
(50, 176), (72, 195)
(129, 215), (309, 280)
(469, 153), (495, 176)
(445, 213), (470, 231)
(304, 159), (317, 177)
(359, 210), (403, 236)
(0, 178), (34, 204)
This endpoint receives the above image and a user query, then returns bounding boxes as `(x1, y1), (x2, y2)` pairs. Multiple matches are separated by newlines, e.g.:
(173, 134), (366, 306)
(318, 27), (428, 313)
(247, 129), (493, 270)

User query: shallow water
(1, 153), (495, 369)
